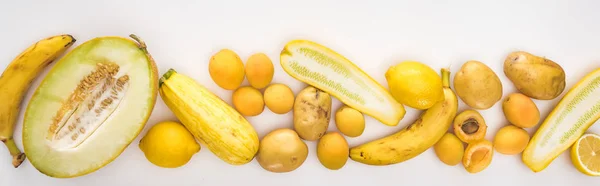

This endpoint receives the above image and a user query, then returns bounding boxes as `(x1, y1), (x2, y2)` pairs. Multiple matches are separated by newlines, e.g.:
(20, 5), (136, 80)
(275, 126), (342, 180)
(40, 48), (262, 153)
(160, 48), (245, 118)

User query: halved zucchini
(23, 35), (158, 178)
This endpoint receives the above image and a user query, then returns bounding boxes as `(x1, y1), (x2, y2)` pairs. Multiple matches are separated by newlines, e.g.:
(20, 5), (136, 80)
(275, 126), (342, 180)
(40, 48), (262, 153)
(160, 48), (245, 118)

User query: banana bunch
(0, 35), (75, 167)
(350, 68), (458, 165)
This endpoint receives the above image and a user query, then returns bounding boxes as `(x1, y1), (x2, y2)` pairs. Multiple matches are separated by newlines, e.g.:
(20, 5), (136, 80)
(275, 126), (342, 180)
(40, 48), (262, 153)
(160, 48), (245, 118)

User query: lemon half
(571, 133), (600, 176)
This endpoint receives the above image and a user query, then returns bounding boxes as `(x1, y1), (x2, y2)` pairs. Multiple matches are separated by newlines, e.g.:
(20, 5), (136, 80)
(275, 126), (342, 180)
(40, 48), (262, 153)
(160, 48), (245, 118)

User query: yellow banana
(349, 68), (458, 165)
(0, 34), (75, 168)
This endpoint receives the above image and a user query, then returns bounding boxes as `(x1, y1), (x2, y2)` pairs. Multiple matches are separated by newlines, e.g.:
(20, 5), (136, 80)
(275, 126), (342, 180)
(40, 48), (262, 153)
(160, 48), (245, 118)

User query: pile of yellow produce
(3, 33), (600, 179)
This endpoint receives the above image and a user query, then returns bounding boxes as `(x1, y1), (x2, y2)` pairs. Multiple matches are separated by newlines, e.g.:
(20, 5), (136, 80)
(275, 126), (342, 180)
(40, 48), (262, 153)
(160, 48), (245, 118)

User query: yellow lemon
(139, 121), (201, 168)
(385, 61), (443, 110)
(571, 133), (600, 176)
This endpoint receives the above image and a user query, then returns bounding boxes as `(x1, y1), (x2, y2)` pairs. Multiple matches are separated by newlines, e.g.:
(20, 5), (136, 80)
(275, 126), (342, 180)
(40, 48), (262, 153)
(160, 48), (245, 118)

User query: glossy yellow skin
(139, 121), (201, 168)
(245, 53), (274, 89)
(349, 69), (457, 165)
(434, 133), (464, 166)
(209, 49), (245, 90)
(335, 106), (365, 137)
(0, 35), (75, 168)
(386, 61), (443, 110)
(232, 86), (265, 116)
(263, 84), (294, 114)
(159, 70), (259, 165)
(257, 128), (308, 173)
(317, 132), (349, 170)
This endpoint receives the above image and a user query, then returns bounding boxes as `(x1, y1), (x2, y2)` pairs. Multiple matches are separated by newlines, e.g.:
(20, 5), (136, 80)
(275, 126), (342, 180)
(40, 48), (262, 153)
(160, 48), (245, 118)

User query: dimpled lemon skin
(139, 121), (201, 168)
(335, 106), (365, 137)
(385, 61), (443, 110)
(209, 49), (245, 90)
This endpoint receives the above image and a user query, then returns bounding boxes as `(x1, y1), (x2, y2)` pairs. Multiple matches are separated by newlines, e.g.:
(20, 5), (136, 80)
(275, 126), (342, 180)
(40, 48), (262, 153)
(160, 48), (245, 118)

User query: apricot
(232, 86), (264, 116)
(463, 139), (494, 174)
(493, 125), (530, 155)
(209, 49), (245, 90)
(453, 109), (487, 143)
(245, 53), (274, 89)
(317, 132), (349, 170)
(433, 133), (464, 166)
(335, 106), (365, 137)
(502, 93), (540, 128)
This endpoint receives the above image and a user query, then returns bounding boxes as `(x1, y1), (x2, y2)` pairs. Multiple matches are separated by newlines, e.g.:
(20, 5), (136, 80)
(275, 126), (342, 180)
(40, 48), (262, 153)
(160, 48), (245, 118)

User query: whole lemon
(139, 121), (201, 168)
(209, 49), (245, 90)
(385, 61), (443, 110)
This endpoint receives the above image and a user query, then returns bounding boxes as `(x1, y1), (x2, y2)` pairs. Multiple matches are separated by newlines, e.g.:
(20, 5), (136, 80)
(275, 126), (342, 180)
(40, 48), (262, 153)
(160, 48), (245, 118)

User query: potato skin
(256, 128), (308, 173)
(293, 86), (332, 141)
(454, 60), (503, 110)
(504, 51), (566, 100)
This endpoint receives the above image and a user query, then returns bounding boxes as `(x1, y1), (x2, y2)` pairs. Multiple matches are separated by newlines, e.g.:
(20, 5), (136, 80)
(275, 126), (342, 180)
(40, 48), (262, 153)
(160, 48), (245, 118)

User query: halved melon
(23, 35), (158, 178)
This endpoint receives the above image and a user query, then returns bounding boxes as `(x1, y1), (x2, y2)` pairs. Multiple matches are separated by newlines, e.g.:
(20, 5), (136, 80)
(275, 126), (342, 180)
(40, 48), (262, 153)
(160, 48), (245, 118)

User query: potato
(293, 86), (332, 141)
(504, 51), (566, 100)
(256, 128), (308, 173)
(454, 60), (503, 109)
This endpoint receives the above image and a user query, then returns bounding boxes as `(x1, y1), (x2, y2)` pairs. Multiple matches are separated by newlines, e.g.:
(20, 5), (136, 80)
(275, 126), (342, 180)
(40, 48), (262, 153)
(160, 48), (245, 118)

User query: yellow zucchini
(523, 68), (600, 172)
(280, 40), (405, 126)
(159, 69), (260, 165)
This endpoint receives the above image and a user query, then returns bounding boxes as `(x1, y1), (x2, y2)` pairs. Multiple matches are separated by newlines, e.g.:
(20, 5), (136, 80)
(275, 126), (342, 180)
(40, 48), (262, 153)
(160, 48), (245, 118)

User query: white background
(1, 0), (599, 185)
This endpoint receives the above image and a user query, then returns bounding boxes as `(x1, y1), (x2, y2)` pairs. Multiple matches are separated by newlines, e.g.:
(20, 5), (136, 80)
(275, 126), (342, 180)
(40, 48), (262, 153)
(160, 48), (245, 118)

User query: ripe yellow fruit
(245, 53), (274, 89)
(494, 125), (530, 155)
(263, 84), (294, 114)
(502, 93), (540, 128)
(317, 132), (349, 170)
(232, 86), (265, 116)
(433, 133), (464, 166)
(335, 106), (365, 137)
(385, 61), (443, 110)
(463, 139), (494, 174)
(209, 49), (245, 90)
(571, 133), (600, 176)
(139, 121), (201, 168)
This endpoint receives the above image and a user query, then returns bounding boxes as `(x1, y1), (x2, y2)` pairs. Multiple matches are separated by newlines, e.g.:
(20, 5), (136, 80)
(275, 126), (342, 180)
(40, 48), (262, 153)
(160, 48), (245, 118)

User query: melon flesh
(23, 36), (158, 178)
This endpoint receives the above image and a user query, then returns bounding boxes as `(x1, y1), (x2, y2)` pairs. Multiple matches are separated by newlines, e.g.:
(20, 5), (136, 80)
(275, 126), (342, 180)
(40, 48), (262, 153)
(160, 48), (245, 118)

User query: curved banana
(349, 68), (458, 165)
(0, 35), (75, 168)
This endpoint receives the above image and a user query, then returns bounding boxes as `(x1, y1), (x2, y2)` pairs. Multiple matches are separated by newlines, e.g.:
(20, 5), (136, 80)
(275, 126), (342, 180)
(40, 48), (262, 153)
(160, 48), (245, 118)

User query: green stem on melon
(2, 138), (25, 168)
(441, 68), (451, 88)
(159, 69), (177, 87)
